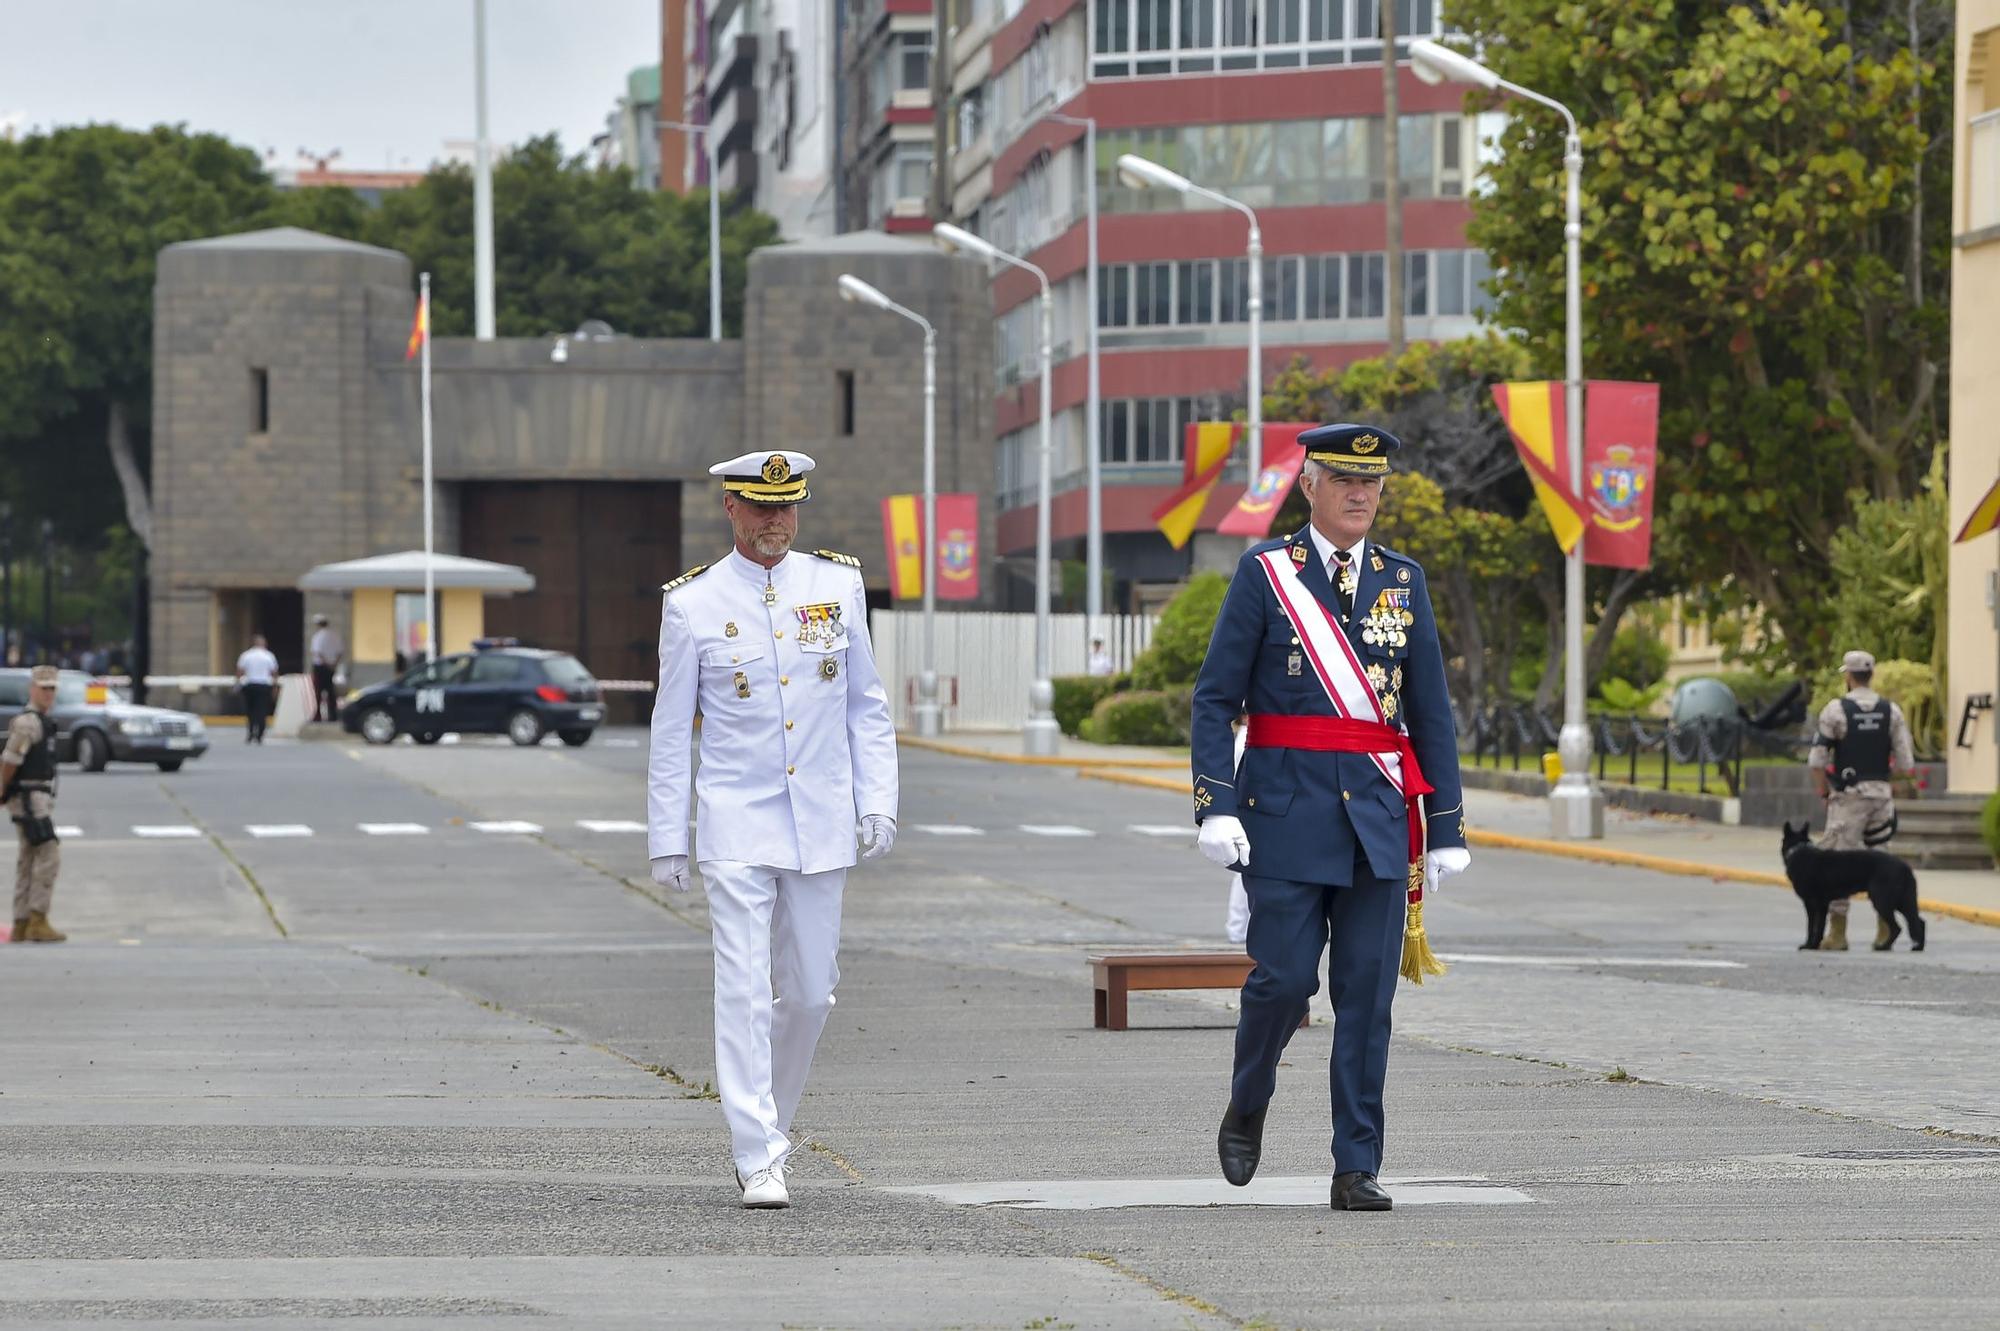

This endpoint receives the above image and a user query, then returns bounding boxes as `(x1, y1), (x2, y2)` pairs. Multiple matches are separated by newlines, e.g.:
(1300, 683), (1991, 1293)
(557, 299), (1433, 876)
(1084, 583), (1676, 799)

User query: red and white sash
(1254, 547), (1404, 793)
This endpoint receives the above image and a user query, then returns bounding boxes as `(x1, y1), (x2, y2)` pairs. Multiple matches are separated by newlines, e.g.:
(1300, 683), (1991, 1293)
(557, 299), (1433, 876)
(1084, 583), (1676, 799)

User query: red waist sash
(1244, 714), (1432, 861)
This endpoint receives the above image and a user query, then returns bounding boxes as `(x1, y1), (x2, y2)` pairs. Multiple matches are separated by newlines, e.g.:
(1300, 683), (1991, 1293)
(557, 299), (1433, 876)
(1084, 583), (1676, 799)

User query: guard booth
(297, 551), (536, 689)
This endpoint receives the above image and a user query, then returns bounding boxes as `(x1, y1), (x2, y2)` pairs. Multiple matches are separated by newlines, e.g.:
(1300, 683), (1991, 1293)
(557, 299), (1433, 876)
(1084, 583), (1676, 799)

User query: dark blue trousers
(1230, 860), (1405, 1176)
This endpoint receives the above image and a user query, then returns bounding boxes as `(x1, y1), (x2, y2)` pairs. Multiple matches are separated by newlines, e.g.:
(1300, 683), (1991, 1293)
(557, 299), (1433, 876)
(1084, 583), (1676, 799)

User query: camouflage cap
(28, 665), (59, 687)
(1840, 650), (1875, 674)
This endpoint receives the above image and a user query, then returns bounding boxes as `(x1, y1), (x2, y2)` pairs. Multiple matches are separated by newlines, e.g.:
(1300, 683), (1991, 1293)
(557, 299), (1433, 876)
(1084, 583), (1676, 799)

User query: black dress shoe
(1217, 1104), (1267, 1187)
(1331, 1171), (1393, 1211)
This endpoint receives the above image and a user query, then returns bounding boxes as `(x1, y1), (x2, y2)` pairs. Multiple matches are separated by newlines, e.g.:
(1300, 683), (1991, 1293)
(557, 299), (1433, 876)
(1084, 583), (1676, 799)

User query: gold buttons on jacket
(785, 720), (795, 730)
(780, 675), (790, 685)
(1246, 798), (1257, 808)
(1342, 790), (1351, 801)
(775, 630), (785, 639)
(787, 765), (796, 775)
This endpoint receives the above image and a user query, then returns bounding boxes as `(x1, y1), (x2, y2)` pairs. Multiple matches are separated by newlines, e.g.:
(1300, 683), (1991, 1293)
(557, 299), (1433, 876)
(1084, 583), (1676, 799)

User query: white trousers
(699, 859), (847, 1176)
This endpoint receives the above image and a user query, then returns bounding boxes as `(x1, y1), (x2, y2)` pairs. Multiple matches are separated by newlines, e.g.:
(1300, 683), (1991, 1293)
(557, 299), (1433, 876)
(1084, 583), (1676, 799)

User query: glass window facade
(1090, 0), (1439, 77)
(1097, 114), (1467, 212)
(1094, 248), (1489, 330)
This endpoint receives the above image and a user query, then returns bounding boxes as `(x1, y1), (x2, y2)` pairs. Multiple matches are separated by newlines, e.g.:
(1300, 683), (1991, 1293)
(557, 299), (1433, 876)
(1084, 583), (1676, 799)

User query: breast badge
(1397, 566), (1411, 585)
(819, 657), (839, 681)
(724, 622), (739, 638)
(1287, 650), (1303, 677)
(733, 671), (751, 699)
(1365, 663), (1388, 691)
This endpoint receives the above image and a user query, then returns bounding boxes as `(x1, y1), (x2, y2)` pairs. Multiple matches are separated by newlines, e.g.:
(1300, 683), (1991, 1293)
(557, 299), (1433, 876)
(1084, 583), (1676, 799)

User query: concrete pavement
(4, 727), (2000, 1327)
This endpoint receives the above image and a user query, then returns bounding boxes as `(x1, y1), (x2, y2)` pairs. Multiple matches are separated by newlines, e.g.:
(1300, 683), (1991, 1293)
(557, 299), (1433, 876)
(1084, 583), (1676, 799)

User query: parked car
(0, 668), (210, 772)
(339, 644), (604, 747)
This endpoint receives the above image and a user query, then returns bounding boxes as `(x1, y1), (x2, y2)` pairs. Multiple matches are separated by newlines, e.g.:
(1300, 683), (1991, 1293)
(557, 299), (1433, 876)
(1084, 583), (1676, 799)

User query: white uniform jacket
(647, 547), (899, 874)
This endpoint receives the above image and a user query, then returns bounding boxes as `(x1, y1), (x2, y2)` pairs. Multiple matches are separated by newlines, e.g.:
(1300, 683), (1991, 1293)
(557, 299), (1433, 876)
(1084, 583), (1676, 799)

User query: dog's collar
(1781, 841), (1810, 863)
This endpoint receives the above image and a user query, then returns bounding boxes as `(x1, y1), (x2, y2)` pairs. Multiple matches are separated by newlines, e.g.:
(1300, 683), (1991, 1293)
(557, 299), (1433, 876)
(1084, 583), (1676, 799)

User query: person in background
(1807, 649), (1916, 950)
(1087, 638), (1114, 678)
(3, 665), (66, 943)
(235, 634), (279, 744)
(309, 615), (345, 723)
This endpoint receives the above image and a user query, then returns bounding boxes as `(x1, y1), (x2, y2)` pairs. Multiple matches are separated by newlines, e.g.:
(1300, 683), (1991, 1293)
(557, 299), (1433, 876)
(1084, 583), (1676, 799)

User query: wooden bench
(1088, 952), (1310, 1031)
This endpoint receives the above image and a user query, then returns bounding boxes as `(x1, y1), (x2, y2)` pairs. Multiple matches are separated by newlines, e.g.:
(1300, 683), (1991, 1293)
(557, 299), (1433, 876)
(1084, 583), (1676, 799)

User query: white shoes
(739, 1162), (790, 1209)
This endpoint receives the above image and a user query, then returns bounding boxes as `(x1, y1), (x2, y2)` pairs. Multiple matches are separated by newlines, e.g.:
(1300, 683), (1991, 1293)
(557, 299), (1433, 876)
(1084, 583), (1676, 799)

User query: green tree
(1132, 572), (1229, 690)
(1826, 449), (1949, 694)
(1439, 0), (1951, 672)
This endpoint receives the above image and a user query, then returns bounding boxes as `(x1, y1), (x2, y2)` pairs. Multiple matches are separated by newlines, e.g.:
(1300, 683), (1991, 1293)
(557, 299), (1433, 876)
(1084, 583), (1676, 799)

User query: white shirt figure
(645, 447), (899, 1211)
(1087, 643), (1114, 677)
(236, 646), (279, 685)
(310, 627), (345, 667)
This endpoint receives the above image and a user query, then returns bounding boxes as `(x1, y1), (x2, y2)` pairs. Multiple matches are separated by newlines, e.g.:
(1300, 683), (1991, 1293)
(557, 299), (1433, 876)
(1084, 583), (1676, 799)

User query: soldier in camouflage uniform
(3, 665), (66, 943)
(1806, 650), (1915, 951)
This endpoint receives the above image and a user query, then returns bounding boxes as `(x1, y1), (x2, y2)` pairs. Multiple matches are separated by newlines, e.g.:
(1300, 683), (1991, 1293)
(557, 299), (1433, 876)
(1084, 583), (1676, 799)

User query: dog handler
(647, 449), (899, 1210)
(1808, 650), (1915, 951)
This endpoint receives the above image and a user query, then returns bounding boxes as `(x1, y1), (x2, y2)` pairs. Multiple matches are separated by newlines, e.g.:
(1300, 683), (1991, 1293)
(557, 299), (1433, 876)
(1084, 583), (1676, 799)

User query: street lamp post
(837, 274), (941, 737)
(472, 0), (496, 340)
(1115, 154), (1263, 542)
(662, 120), (724, 342)
(934, 223), (1060, 756)
(1047, 112), (1103, 632)
(39, 519), (54, 666)
(1412, 37), (1603, 839)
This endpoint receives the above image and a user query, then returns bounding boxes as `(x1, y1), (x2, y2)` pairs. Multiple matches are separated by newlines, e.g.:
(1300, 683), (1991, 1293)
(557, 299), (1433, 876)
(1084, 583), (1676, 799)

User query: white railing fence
(871, 611), (1158, 731)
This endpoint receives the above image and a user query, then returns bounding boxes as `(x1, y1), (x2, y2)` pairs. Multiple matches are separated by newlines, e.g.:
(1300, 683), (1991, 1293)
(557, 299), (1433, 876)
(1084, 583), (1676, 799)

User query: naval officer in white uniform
(647, 449), (900, 1209)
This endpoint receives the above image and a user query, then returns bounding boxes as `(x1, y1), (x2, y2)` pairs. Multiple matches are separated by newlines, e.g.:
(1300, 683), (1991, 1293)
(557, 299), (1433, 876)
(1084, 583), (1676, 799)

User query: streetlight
(472, 0), (495, 340)
(1046, 111), (1103, 634)
(1412, 37), (1603, 840)
(1117, 153), (1264, 540)
(934, 222), (1061, 757)
(39, 519), (54, 666)
(662, 120), (724, 342)
(837, 273), (941, 738)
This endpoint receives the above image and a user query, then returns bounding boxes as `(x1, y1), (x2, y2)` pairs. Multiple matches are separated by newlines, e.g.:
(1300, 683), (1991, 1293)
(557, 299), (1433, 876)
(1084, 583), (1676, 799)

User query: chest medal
(820, 656), (839, 681)
(794, 601), (845, 650)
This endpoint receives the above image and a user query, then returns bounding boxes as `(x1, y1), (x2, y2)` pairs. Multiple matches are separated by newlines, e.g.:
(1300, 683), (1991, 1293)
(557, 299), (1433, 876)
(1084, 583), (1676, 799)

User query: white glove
(859, 814), (897, 861)
(1424, 847), (1470, 896)
(1198, 815), (1251, 870)
(651, 855), (691, 893)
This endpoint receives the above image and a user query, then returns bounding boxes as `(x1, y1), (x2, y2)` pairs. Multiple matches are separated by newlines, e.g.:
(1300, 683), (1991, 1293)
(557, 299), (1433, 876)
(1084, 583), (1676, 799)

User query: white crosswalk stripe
(54, 826), (82, 839)
(576, 820), (646, 833)
(1129, 824), (1194, 837)
(358, 822), (430, 836)
(600, 737), (641, 748)
(245, 825), (314, 839)
(470, 820), (543, 835)
(1019, 824), (1094, 838)
(132, 825), (202, 839)
(914, 824), (985, 836)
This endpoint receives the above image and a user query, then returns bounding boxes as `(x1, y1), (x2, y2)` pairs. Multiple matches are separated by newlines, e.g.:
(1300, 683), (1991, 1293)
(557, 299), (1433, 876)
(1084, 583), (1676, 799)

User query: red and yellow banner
(934, 493), (980, 601)
(1217, 423), (1314, 537)
(881, 493), (981, 599)
(1955, 478), (2000, 544)
(1581, 381), (1660, 570)
(1493, 380), (1661, 568)
(1153, 422), (1237, 549)
(881, 495), (923, 598)
(404, 290), (429, 361)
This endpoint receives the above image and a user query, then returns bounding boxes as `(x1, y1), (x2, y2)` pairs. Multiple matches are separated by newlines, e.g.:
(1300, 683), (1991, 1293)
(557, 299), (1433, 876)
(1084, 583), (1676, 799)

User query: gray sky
(0, 1), (661, 170)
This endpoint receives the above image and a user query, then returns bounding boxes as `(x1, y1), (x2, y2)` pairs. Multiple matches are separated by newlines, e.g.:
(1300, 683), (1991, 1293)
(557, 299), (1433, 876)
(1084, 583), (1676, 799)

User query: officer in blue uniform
(1190, 423), (1470, 1212)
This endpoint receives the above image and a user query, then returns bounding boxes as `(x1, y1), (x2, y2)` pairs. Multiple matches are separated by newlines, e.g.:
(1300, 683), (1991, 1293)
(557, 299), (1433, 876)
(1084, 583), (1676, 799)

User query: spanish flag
(404, 290), (430, 361)
(881, 495), (924, 598)
(1492, 381), (1585, 554)
(1956, 478), (2000, 543)
(1153, 422), (1238, 550)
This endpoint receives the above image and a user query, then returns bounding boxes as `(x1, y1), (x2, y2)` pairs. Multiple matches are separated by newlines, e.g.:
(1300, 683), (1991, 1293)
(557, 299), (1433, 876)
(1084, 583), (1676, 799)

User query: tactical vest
(1832, 697), (1892, 785)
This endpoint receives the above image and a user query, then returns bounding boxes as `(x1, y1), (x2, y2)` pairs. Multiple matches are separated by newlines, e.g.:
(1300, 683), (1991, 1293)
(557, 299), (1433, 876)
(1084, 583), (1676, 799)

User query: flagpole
(420, 271), (437, 665)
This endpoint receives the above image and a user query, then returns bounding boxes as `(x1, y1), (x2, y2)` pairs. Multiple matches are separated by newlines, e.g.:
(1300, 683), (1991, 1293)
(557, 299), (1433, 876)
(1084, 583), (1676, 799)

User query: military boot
(22, 912), (66, 943)
(1819, 912), (1849, 951)
(1874, 916), (1894, 949)
(9, 918), (26, 943)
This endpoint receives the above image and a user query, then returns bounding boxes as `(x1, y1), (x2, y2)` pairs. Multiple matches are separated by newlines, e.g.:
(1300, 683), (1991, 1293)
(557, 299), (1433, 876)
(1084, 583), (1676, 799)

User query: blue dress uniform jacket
(648, 548), (900, 874)
(1190, 529), (1465, 886)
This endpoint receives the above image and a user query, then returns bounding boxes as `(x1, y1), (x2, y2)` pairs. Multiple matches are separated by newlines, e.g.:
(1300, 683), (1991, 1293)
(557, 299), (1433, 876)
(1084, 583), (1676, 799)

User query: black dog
(1780, 821), (1926, 952)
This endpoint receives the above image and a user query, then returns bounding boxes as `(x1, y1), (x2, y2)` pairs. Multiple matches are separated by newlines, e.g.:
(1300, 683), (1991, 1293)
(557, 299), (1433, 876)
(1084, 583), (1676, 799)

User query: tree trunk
(106, 399), (153, 552)
(1439, 568), (1483, 712)
(1906, 0), (1923, 308)
(1581, 568), (1648, 693)
(1532, 576), (1564, 713)
(1382, 0), (1404, 356)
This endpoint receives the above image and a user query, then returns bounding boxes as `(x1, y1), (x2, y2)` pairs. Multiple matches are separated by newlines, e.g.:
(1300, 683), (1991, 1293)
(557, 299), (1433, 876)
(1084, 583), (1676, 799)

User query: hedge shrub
(1080, 690), (1188, 746)
(1132, 572), (1229, 691)
(1982, 791), (2000, 865)
(1051, 673), (1127, 737)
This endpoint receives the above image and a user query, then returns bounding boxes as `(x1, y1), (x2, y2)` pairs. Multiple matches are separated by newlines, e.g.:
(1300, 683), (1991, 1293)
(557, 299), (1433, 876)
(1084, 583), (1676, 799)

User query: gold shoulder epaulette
(810, 549), (862, 569)
(661, 563), (712, 594)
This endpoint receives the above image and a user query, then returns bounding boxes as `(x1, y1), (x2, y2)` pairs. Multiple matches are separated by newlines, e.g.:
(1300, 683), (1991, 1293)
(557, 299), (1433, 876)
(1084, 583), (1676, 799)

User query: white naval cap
(710, 450), (816, 505)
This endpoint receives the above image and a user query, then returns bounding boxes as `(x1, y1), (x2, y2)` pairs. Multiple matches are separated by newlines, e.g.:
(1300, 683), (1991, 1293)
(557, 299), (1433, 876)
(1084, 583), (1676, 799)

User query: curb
(898, 735), (1186, 770)
(1076, 770), (2000, 931)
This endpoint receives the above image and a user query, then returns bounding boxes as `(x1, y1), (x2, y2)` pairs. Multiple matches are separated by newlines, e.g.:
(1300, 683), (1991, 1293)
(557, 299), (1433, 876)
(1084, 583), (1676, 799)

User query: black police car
(0, 668), (210, 772)
(338, 643), (604, 747)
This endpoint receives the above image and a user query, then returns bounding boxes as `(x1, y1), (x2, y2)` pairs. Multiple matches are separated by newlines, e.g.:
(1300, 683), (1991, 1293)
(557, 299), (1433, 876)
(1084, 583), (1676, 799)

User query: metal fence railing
(1457, 705), (1817, 798)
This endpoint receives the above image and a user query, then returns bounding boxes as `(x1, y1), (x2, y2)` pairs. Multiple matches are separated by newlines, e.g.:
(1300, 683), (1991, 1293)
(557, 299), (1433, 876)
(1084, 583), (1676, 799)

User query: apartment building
(941, 0), (1493, 598)
(839, 0), (940, 233)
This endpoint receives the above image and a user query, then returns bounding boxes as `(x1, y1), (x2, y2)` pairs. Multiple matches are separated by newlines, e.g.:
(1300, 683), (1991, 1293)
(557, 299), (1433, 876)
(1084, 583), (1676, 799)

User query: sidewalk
(903, 730), (2000, 928)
